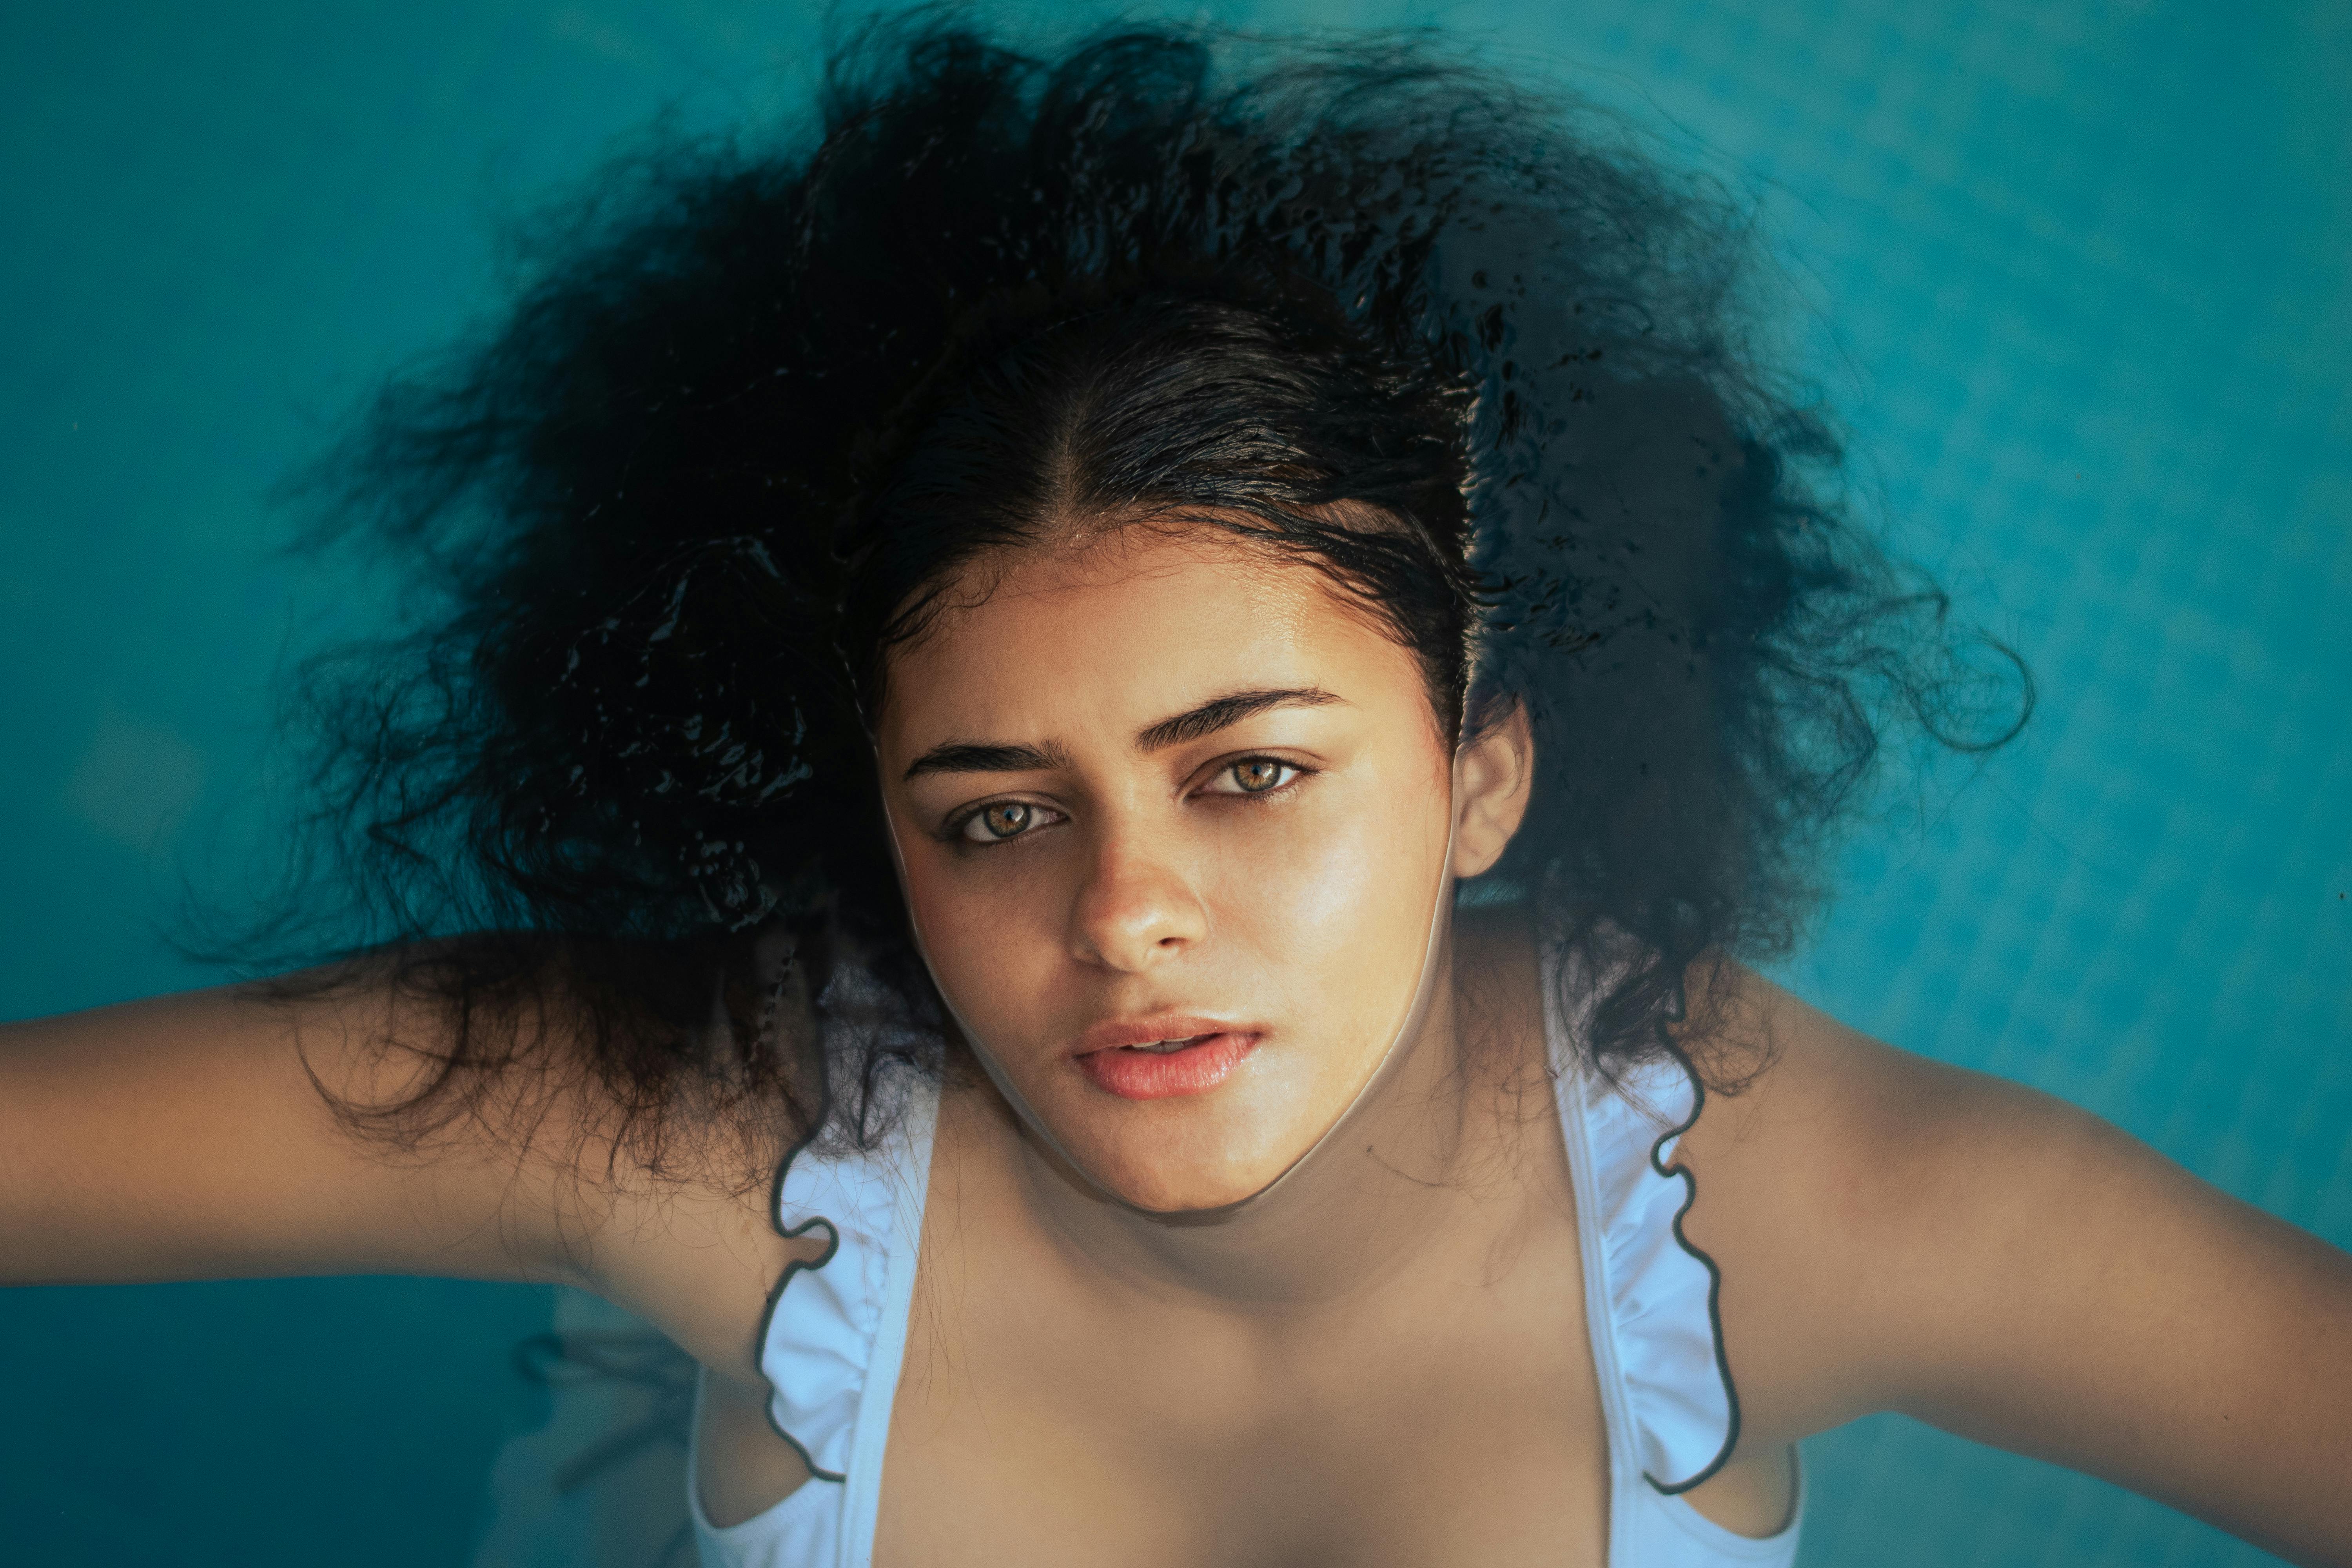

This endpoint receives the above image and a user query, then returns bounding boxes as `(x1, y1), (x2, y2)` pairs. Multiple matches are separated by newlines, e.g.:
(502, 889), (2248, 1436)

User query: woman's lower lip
(1076, 1033), (1258, 1099)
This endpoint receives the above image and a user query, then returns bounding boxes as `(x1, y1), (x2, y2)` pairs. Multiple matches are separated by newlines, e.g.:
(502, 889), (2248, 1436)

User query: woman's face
(876, 524), (1472, 1212)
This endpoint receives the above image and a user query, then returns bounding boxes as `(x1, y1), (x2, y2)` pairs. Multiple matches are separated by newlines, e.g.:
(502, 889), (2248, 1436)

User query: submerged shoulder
(1676, 965), (2352, 1558)
(1666, 964), (2117, 1441)
(1675, 964), (2073, 1203)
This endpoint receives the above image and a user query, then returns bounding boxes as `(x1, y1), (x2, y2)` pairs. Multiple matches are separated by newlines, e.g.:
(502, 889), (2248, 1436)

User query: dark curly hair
(253, 17), (2026, 1182)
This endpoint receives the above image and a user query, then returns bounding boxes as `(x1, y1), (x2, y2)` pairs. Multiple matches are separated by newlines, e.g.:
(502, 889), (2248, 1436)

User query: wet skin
(9, 526), (2347, 1564)
(851, 523), (1780, 1557)
(877, 524), (1464, 1215)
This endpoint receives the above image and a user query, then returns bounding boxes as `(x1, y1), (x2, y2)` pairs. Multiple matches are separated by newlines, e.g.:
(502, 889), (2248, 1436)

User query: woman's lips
(1073, 1026), (1260, 1100)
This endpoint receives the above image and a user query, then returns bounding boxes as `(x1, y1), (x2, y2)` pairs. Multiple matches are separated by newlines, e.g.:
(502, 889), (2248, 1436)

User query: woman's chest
(871, 1206), (1610, 1567)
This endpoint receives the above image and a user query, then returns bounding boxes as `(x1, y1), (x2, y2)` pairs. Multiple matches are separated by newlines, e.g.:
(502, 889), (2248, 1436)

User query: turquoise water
(2, 2), (2344, 1563)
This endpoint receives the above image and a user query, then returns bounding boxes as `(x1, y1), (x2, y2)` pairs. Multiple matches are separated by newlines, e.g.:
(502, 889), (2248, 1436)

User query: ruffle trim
(1576, 1049), (1742, 1494)
(755, 1085), (933, 1484)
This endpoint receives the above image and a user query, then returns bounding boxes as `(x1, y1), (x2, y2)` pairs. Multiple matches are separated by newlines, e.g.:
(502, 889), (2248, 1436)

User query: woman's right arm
(0, 973), (806, 1387)
(0, 978), (583, 1286)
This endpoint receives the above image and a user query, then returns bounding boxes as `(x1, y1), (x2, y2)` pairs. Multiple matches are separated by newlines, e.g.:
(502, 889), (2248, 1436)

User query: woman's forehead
(876, 530), (1421, 757)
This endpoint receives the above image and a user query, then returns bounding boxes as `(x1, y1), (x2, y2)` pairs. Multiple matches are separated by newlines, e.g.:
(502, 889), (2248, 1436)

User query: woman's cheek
(905, 853), (1068, 1036)
(1214, 825), (1370, 962)
(1211, 791), (1439, 1000)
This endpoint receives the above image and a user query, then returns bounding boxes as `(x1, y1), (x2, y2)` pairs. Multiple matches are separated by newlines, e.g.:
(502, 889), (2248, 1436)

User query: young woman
(4, 22), (2346, 1568)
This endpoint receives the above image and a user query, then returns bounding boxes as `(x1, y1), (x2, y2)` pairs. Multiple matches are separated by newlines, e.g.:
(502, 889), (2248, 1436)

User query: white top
(692, 953), (1804, 1566)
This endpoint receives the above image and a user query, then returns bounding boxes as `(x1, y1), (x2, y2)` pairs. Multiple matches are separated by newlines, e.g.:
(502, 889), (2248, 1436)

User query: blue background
(2, 2), (2345, 1563)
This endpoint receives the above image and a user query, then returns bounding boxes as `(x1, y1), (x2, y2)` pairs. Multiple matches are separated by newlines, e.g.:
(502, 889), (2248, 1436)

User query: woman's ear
(1451, 699), (1535, 879)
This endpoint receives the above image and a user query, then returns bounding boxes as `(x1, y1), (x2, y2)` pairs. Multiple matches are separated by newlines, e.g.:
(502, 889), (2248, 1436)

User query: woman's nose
(1067, 834), (1208, 972)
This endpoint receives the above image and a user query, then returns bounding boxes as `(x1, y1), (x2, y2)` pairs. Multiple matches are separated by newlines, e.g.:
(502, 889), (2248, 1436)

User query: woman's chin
(1114, 1165), (1273, 1215)
(1053, 1122), (1304, 1215)
(994, 1056), (1344, 1213)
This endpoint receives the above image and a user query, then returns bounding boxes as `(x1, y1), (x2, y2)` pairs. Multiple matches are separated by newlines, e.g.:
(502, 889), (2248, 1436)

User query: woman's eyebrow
(902, 740), (1073, 780)
(1134, 686), (1342, 751)
(901, 689), (1339, 780)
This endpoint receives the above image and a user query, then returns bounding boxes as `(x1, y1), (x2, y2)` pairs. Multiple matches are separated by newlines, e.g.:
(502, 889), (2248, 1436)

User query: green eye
(970, 801), (1033, 841)
(1231, 759), (1286, 793)
(953, 798), (1066, 845)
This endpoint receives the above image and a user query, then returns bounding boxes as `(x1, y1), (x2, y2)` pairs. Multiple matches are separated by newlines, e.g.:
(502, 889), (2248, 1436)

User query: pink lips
(1073, 1016), (1261, 1100)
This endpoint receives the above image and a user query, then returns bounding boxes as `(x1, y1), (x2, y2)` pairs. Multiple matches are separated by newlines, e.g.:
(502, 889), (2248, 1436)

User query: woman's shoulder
(1664, 965), (2083, 1442)
(1669, 962), (2352, 1542)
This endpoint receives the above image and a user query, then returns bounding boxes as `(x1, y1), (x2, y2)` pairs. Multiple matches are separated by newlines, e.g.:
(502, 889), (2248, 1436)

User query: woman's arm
(1684, 974), (2352, 1568)
(0, 974), (795, 1383)
(0, 977), (596, 1285)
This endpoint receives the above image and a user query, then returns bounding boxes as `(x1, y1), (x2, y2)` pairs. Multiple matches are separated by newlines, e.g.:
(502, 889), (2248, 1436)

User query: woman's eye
(959, 800), (1056, 843)
(1208, 759), (1299, 795)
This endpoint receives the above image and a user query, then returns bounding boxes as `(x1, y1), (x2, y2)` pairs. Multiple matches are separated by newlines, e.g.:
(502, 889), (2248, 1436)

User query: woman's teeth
(1124, 1036), (1207, 1053)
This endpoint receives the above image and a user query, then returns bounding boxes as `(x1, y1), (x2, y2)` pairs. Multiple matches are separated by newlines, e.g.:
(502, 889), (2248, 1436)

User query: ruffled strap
(1574, 1051), (1742, 1494)
(757, 1087), (936, 1484)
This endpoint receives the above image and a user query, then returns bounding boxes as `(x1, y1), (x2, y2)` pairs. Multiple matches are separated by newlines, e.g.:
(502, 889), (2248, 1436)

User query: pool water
(2, 2), (2344, 1564)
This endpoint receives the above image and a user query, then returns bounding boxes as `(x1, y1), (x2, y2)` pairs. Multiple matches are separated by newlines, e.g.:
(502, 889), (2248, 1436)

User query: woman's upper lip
(1072, 1015), (1259, 1056)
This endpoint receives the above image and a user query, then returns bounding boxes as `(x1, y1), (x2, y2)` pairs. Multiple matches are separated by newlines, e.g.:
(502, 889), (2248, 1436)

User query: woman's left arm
(1682, 973), (2352, 1568)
